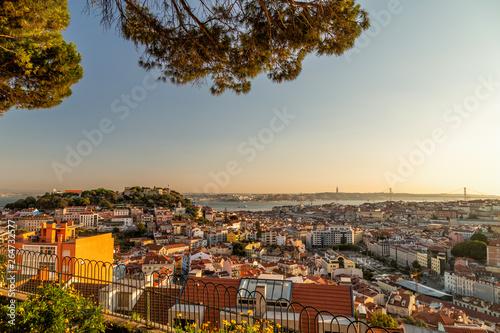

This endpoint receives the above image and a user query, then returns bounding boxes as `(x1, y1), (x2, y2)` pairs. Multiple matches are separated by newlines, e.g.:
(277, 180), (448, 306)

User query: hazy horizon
(0, 188), (497, 198)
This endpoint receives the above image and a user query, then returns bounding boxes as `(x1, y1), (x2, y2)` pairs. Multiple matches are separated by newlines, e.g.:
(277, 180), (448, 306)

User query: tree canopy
(451, 240), (487, 261)
(5, 187), (199, 217)
(88, 0), (369, 94)
(0, 0), (83, 114)
(232, 242), (246, 256)
(470, 232), (488, 244)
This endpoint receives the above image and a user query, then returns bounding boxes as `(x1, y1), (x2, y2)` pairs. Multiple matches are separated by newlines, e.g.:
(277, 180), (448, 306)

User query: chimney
(255, 283), (267, 318)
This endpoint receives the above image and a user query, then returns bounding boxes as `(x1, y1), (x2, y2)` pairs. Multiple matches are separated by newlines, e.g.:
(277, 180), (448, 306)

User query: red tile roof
(413, 312), (454, 327)
(178, 277), (353, 332)
(291, 283), (353, 317)
(442, 325), (487, 333)
(416, 295), (500, 324)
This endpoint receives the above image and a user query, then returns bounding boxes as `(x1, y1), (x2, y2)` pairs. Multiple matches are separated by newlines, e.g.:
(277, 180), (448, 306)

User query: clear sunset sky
(1, 0), (500, 195)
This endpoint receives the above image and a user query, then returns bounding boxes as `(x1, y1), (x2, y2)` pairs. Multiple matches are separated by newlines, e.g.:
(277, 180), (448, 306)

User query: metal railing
(0, 246), (391, 333)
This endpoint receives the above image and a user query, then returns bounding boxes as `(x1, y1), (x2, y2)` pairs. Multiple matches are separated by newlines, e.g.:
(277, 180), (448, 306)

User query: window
(238, 278), (292, 306)
(39, 262), (56, 271)
(40, 246), (56, 255)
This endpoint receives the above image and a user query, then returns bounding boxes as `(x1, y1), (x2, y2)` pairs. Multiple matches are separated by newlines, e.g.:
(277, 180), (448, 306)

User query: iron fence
(0, 246), (391, 333)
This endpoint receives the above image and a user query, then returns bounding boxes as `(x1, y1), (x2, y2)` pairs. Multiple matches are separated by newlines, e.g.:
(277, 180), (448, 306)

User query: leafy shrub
(0, 283), (106, 332)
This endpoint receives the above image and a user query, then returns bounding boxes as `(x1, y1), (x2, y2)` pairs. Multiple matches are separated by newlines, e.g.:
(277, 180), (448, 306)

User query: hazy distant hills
(189, 191), (499, 202)
(0, 189), (44, 197)
(1, 189), (498, 202)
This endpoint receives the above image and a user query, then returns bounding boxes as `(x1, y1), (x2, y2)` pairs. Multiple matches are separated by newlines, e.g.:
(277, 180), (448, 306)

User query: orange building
(14, 221), (114, 283)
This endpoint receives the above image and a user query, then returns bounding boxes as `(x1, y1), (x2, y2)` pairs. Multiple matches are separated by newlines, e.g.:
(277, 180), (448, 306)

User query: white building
(306, 225), (353, 249)
(79, 212), (101, 228)
(276, 234), (286, 246)
(444, 271), (475, 296)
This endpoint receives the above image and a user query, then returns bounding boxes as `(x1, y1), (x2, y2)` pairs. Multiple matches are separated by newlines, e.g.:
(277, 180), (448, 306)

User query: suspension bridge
(376, 187), (499, 202)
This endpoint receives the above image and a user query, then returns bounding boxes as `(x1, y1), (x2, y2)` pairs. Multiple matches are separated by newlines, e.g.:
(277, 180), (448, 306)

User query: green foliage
(76, 228), (99, 237)
(196, 218), (212, 225)
(451, 240), (487, 261)
(0, 255), (6, 284)
(402, 316), (428, 328)
(412, 260), (421, 270)
(255, 221), (262, 239)
(368, 311), (399, 328)
(6, 188), (199, 218)
(136, 222), (147, 235)
(390, 260), (398, 268)
(6, 189), (118, 210)
(0, 0), (83, 114)
(123, 189), (198, 217)
(0, 283), (106, 332)
(470, 232), (488, 244)
(99, 200), (112, 209)
(15, 229), (30, 235)
(130, 311), (142, 321)
(90, 0), (369, 95)
(82, 188), (118, 204)
(232, 242), (246, 256)
(173, 313), (272, 332)
(362, 269), (374, 281)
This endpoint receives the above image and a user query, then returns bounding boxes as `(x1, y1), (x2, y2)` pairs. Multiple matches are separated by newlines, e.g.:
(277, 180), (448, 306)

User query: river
(0, 197), (25, 208)
(193, 200), (385, 212)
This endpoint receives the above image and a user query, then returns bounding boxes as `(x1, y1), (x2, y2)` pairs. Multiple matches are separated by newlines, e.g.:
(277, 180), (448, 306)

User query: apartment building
(306, 225), (353, 249)
(259, 229), (276, 246)
(487, 239), (500, 266)
(18, 214), (53, 232)
(79, 211), (101, 228)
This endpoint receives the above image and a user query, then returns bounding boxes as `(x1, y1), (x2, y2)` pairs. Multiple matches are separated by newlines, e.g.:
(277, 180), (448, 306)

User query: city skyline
(2, 0), (500, 194)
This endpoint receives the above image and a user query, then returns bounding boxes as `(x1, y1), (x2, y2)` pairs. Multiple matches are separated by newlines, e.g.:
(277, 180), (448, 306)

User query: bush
(402, 315), (428, 328)
(0, 283), (106, 332)
(368, 310), (399, 328)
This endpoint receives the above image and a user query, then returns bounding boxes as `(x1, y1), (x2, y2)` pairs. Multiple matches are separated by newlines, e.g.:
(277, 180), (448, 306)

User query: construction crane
(410, 268), (432, 294)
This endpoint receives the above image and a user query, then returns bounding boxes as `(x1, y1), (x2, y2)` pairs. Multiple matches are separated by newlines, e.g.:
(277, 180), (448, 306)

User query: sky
(1, 0), (500, 195)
